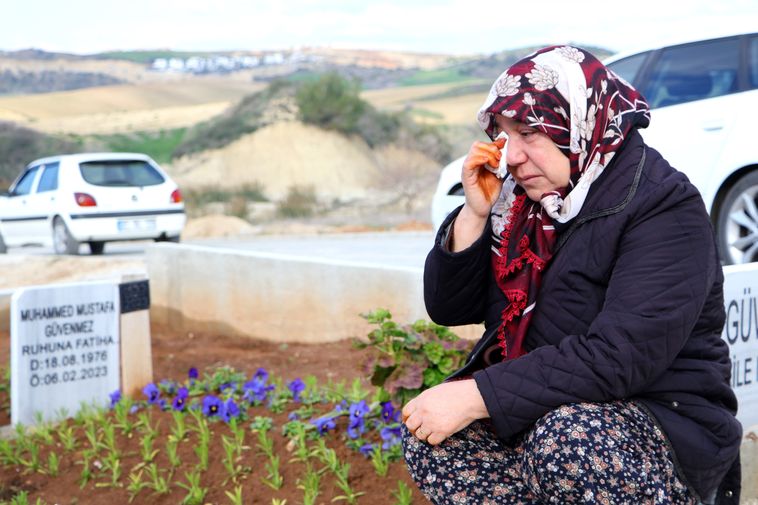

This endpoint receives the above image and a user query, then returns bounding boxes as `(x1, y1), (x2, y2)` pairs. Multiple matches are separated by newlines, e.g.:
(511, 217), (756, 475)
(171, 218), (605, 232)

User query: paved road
(3, 231), (437, 270)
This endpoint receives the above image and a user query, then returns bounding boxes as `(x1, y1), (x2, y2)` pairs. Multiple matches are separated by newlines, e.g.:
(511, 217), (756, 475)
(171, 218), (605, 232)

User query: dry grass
(0, 79), (264, 134)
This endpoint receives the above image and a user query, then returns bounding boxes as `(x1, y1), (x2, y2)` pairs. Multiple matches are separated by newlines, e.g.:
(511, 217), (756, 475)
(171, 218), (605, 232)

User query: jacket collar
(554, 129), (647, 253)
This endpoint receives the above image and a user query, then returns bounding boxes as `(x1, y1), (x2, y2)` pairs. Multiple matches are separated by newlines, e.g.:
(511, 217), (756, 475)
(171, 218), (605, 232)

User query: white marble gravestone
(10, 281), (121, 425)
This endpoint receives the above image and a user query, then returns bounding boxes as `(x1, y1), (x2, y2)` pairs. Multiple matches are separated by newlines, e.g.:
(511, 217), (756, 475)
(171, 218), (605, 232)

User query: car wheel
(52, 217), (80, 255)
(0, 230), (6, 254)
(716, 171), (758, 265)
(88, 241), (105, 255)
(155, 235), (180, 243)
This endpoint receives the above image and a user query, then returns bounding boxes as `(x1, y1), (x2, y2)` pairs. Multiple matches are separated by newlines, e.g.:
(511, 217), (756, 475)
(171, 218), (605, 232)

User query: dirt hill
(167, 120), (441, 202)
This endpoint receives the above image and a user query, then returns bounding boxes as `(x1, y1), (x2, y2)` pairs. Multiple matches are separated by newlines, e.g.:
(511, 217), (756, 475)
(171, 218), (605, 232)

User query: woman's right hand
(449, 138), (506, 252)
(461, 137), (507, 217)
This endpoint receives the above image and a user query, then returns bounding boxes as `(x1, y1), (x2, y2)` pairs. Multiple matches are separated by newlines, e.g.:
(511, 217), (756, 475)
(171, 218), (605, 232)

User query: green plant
(139, 431), (159, 464)
(331, 460), (364, 504)
(262, 454), (283, 490)
(145, 462), (170, 495)
(221, 435), (244, 484)
(58, 424), (78, 452)
(166, 435), (182, 469)
(296, 72), (365, 134)
(356, 308), (473, 405)
(127, 469), (149, 503)
(45, 451), (60, 477)
(370, 445), (390, 477)
(297, 464), (321, 505)
(276, 184), (318, 218)
(225, 485), (244, 505)
(176, 469), (208, 505)
(170, 410), (188, 441)
(250, 415), (274, 433)
(392, 480), (414, 505)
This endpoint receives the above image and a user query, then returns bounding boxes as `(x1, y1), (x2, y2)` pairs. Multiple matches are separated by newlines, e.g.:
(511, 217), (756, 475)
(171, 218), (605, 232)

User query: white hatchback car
(0, 153), (186, 255)
(431, 33), (758, 264)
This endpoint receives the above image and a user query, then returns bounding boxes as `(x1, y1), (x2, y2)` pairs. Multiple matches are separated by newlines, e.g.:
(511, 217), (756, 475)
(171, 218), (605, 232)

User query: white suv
(0, 153), (186, 255)
(431, 33), (758, 264)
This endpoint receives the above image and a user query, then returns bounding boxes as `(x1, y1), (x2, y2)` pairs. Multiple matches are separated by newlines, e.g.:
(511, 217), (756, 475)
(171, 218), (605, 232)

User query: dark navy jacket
(424, 131), (742, 504)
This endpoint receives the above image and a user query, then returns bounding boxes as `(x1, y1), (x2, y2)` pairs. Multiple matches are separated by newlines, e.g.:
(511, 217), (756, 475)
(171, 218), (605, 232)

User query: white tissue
(486, 131), (509, 179)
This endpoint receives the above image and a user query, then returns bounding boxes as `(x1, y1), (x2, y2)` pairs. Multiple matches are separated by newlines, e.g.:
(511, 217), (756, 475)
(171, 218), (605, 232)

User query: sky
(1, 0), (756, 56)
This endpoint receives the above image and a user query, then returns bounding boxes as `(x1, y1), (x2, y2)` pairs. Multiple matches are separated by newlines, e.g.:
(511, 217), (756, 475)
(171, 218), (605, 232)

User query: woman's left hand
(401, 379), (489, 445)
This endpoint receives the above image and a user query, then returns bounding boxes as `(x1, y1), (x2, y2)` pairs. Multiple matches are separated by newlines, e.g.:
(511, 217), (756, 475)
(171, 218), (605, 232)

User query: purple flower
(380, 425), (403, 449)
(359, 443), (375, 457)
(288, 412), (301, 421)
(243, 378), (274, 404)
(129, 404), (140, 414)
(381, 401), (400, 423)
(288, 378), (306, 402)
(347, 400), (370, 439)
(221, 398), (241, 423)
(109, 389), (121, 408)
(202, 395), (223, 418)
(158, 399), (168, 410)
(253, 368), (269, 383)
(219, 382), (235, 394)
(188, 367), (199, 380)
(334, 400), (348, 413)
(349, 400), (370, 419)
(142, 383), (160, 405)
(172, 387), (189, 411)
(311, 416), (336, 435)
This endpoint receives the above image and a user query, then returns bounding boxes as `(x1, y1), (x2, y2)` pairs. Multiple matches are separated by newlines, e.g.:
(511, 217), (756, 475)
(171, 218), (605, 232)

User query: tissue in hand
(486, 131), (509, 179)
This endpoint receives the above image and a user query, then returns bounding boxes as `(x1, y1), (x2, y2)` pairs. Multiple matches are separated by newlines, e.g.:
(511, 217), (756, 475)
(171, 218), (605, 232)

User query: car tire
(716, 171), (758, 265)
(52, 217), (80, 255)
(0, 230), (6, 254)
(155, 235), (180, 243)
(88, 241), (105, 255)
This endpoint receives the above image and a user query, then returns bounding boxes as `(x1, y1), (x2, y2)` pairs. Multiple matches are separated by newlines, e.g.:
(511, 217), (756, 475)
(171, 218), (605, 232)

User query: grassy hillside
(0, 122), (80, 186)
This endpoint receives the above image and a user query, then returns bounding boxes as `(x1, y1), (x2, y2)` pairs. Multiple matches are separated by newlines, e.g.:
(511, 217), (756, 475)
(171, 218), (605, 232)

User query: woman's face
(494, 115), (570, 201)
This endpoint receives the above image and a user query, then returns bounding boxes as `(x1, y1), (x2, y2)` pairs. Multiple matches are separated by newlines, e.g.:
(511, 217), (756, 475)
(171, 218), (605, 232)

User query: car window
(750, 36), (758, 89)
(606, 52), (648, 87)
(642, 37), (740, 108)
(36, 163), (60, 193)
(10, 166), (40, 196)
(79, 160), (165, 187)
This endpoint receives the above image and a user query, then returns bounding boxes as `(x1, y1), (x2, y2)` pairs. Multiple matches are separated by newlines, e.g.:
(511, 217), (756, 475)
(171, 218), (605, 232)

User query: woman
(401, 46), (742, 504)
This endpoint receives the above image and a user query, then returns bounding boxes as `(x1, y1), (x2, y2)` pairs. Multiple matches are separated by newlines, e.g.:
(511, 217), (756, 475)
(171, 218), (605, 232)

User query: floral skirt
(402, 401), (698, 504)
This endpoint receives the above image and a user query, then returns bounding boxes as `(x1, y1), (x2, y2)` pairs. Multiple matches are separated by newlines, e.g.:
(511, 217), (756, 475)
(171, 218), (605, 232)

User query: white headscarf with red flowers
(476, 46), (650, 361)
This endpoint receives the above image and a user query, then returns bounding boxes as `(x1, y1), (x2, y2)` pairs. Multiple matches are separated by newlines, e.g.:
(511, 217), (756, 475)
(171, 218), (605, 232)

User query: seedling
(176, 469), (208, 505)
(262, 454), (283, 490)
(126, 469), (149, 503)
(370, 445), (390, 477)
(145, 462), (170, 495)
(392, 480), (414, 505)
(45, 451), (60, 477)
(170, 410), (188, 441)
(224, 485), (244, 505)
(299, 464), (322, 505)
(166, 436), (181, 469)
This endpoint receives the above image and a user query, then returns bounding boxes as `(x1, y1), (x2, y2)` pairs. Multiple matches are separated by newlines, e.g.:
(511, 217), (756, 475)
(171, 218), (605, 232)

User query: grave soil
(0, 324), (428, 504)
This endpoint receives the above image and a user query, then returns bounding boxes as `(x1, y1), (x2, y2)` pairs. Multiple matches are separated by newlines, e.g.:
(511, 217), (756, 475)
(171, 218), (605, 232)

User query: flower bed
(0, 311), (473, 504)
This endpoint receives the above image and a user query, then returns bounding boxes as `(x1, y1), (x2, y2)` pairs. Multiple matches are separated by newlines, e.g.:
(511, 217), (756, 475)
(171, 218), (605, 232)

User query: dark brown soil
(0, 324), (428, 504)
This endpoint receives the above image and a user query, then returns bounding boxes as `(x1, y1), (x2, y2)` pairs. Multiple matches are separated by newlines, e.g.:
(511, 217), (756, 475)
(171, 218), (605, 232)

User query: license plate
(117, 219), (156, 232)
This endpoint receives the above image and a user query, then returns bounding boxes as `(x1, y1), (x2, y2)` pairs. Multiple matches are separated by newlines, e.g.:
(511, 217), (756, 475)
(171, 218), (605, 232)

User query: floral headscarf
(478, 45), (650, 360)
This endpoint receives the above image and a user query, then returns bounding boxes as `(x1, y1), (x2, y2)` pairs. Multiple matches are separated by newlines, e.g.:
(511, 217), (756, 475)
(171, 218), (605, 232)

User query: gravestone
(722, 264), (758, 428)
(10, 281), (121, 425)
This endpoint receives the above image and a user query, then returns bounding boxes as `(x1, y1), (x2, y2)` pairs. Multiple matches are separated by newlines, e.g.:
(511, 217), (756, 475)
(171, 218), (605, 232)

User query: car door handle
(702, 121), (723, 132)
